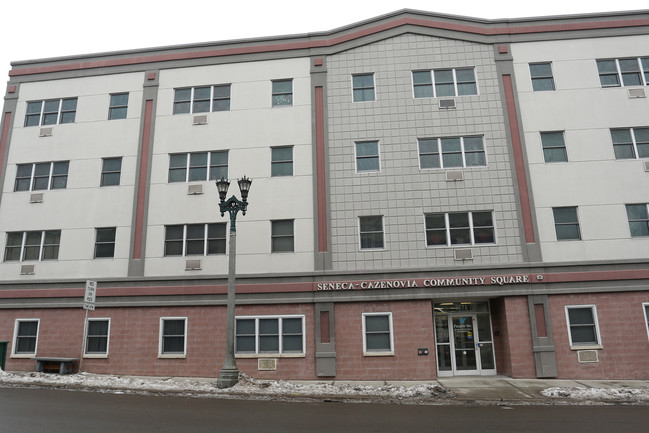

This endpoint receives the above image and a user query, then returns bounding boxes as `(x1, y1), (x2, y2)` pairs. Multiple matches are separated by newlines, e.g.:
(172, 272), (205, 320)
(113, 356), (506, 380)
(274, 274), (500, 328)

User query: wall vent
(628, 88), (646, 99)
(185, 260), (202, 270)
(39, 127), (53, 137)
(445, 170), (464, 181)
(454, 249), (473, 261)
(438, 99), (456, 109)
(258, 358), (278, 371)
(29, 193), (44, 203)
(644, 161), (649, 172)
(20, 264), (35, 275)
(193, 115), (208, 125)
(577, 350), (599, 363)
(187, 184), (203, 195)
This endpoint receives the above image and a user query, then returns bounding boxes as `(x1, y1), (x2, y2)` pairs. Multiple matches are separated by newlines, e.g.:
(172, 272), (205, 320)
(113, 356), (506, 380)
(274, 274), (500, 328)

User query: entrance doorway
(434, 302), (496, 376)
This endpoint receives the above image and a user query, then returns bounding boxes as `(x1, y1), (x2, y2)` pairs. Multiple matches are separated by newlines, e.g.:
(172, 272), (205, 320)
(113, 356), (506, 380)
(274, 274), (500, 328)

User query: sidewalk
(2, 369), (649, 405)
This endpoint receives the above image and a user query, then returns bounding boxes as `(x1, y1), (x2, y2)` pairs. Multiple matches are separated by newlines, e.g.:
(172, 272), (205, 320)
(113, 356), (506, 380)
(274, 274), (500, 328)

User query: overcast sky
(2, 0), (648, 78)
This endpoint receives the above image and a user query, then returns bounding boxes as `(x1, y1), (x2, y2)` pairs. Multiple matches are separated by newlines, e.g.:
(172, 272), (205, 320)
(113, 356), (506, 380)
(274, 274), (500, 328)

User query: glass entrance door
(452, 316), (478, 373)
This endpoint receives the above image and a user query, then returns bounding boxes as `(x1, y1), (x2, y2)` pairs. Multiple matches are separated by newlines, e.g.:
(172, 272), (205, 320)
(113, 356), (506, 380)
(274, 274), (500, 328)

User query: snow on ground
(541, 386), (649, 402)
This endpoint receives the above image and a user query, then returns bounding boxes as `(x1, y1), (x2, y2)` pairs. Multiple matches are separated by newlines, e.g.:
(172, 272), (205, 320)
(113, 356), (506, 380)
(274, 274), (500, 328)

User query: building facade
(1, 9), (648, 380)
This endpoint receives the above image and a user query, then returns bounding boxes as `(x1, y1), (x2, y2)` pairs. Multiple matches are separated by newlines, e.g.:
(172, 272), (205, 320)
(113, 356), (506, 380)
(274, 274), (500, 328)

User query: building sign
(83, 280), (97, 310)
(315, 274), (531, 291)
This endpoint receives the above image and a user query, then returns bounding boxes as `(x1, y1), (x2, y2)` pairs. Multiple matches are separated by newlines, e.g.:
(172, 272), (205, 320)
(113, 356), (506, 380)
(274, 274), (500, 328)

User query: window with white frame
(625, 204), (649, 237)
(159, 317), (187, 356)
(85, 318), (110, 356)
(271, 79), (293, 107)
(4, 230), (61, 262)
(101, 157), (122, 187)
(359, 216), (384, 250)
(597, 57), (649, 87)
(94, 227), (116, 258)
(540, 132), (567, 162)
(355, 141), (380, 172)
(610, 127), (649, 160)
(425, 211), (495, 246)
(530, 62), (555, 91)
(271, 220), (294, 253)
(644, 303), (649, 341)
(552, 207), (581, 240)
(352, 73), (375, 102)
(108, 93), (128, 120)
(565, 306), (601, 347)
(164, 223), (226, 256)
(168, 151), (228, 182)
(412, 68), (477, 98)
(173, 85), (231, 114)
(271, 146), (293, 177)
(418, 136), (486, 169)
(12, 319), (39, 356)
(24, 98), (77, 127)
(235, 315), (305, 356)
(14, 161), (69, 191)
(362, 313), (393, 355)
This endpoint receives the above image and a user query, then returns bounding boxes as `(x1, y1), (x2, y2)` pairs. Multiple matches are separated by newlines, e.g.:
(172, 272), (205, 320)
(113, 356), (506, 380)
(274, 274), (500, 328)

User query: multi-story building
(1, 9), (648, 380)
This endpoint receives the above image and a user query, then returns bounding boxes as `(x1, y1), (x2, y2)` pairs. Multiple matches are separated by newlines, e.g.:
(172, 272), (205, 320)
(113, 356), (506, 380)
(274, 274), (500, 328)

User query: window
(168, 151), (228, 182)
(14, 161), (69, 192)
(418, 136), (486, 169)
(108, 93), (128, 120)
(101, 157), (122, 186)
(173, 85), (231, 114)
(12, 319), (39, 356)
(530, 62), (555, 91)
(540, 132), (567, 162)
(164, 223), (226, 256)
(271, 220), (294, 252)
(611, 128), (649, 160)
(553, 207), (581, 240)
(565, 306), (601, 347)
(159, 318), (187, 356)
(412, 68), (477, 98)
(597, 58), (648, 87)
(4, 230), (61, 262)
(362, 313), (393, 355)
(626, 204), (649, 237)
(271, 146), (293, 176)
(359, 216), (384, 250)
(271, 79), (293, 106)
(235, 315), (304, 356)
(95, 227), (116, 258)
(352, 73), (375, 102)
(644, 303), (649, 341)
(85, 318), (110, 356)
(24, 98), (77, 127)
(425, 211), (495, 246)
(355, 141), (380, 172)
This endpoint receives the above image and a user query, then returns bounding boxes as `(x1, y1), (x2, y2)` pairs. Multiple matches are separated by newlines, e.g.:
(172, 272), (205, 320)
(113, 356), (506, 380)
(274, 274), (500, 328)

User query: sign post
(80, 280), (97, 372)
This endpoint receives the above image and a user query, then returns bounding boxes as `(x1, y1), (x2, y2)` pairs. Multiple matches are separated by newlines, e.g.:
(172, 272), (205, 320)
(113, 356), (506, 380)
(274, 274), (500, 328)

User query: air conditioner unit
(445, 170), (464, 181)
(577, 350), (599, 363)
(644, 161), (649, 172)
(193, 115), (208, 125)
(20, 264), (35, 275)
(628, 88), (646, 99)
(39, 127), (53, 137)
(29, 193), (44, 203)
(454, 249), (473, 261)
(258, 358), (278, 371)
(185, 260), (202, 270)
(438, 99), (456, 109)
(187, 184), (203, 195)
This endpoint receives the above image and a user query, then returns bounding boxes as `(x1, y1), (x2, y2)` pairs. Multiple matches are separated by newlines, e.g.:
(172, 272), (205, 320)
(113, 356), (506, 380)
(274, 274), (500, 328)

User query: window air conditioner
(185, 260), (202, 270)
(454, 249), (473, 261)
(193, 115), (208, 125)
(438, 99), (456, 109)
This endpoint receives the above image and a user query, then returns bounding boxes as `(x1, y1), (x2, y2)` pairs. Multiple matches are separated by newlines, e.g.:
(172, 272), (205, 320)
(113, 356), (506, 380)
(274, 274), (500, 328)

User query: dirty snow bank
(541, 386), (649, 402)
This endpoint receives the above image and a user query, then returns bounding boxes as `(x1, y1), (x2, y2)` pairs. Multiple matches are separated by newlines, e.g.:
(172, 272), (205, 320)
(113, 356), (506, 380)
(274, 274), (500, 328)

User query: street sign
(84, 280), (97, 310)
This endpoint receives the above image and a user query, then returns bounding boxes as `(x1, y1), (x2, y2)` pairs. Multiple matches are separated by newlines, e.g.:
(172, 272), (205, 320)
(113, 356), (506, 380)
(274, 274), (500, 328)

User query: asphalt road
(0, 386), (646, 433)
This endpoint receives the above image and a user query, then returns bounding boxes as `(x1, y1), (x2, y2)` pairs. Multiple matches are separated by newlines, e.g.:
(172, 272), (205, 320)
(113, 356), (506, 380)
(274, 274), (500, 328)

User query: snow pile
(541, 387), (649, 402)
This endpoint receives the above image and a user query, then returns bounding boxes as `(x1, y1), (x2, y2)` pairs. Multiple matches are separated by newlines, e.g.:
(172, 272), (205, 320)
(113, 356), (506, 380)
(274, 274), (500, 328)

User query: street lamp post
(215, 176), (252, 389)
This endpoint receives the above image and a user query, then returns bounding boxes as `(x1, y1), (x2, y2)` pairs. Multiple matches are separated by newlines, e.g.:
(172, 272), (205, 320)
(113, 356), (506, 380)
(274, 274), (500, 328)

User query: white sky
(2, 0), (648, 78)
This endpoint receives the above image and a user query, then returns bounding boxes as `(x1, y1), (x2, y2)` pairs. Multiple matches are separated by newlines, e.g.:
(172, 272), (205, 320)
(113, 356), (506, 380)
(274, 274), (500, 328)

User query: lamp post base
(216, 367), (239, 389)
